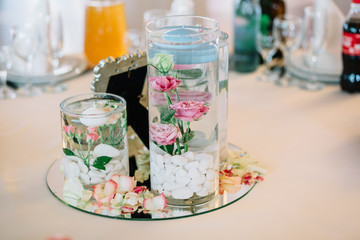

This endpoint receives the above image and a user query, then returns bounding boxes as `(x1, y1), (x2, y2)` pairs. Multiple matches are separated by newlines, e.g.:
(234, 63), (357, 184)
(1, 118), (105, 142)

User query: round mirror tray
(46, 145), (263, 221)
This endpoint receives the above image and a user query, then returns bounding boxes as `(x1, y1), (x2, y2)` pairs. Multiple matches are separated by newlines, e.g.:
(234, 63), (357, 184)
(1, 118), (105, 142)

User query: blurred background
(0, 0), (350, 55)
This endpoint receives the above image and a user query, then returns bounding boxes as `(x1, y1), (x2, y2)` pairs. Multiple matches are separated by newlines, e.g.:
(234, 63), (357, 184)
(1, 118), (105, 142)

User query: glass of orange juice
(84, 0), (128, 68)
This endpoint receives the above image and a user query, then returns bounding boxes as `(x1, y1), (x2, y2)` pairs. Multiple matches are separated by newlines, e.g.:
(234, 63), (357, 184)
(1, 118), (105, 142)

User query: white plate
(8, 54), (87, 85)
(289, 52), (341, 83)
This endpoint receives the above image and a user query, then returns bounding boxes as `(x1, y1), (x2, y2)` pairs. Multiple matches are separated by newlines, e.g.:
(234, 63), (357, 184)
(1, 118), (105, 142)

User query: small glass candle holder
(60, 93), (128, 187)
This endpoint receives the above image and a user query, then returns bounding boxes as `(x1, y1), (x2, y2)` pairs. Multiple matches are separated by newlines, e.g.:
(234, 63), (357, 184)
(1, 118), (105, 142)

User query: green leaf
(63, 148), (75, 156)
(92, 156), (112, 170)
(160, 109), (176, 122)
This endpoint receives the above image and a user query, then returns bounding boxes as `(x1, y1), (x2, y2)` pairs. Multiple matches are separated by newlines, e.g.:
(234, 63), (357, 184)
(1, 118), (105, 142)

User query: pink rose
(148, 76), (181, 92)
(149, 123), (179, 146)
(170, 101), (209, 122)
(63, 125), (75, 135)
(86, 131), (100, 142)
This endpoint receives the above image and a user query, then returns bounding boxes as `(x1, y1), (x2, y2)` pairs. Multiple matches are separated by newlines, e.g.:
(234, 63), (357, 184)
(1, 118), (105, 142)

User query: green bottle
(233, 0), (261, 73)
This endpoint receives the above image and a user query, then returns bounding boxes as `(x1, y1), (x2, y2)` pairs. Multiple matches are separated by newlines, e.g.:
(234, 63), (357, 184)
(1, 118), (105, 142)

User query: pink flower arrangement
(148, 76), (181, 92)
(149, 123), (180, 146)
(170, 101), (209, 122)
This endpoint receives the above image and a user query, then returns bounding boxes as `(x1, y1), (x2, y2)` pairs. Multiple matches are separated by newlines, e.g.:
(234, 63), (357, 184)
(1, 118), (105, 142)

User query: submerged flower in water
(63, 125), (75, 135)
(149, 53), (174, 74)
(170, 101), (209, 122)
(149, 122), (180, 146)
(148, 76), (181, 93)
(86, 131), (100, 142)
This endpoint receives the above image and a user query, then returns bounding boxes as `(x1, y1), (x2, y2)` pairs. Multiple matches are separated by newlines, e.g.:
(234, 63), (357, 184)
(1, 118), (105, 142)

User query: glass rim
(60, 92), (126, 117)
(145, 15), (219, 36)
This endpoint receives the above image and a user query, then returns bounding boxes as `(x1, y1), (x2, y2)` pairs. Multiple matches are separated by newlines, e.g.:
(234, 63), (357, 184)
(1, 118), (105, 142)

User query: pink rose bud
(63, 125), (75, 135)
(170, 101), (209, 122)
(149, 123), (180, 146)
(148, 76), (181, 92)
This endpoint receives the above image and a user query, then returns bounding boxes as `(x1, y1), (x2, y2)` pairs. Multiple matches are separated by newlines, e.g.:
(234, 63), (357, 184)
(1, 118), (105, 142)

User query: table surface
(1, 69), (360, 240)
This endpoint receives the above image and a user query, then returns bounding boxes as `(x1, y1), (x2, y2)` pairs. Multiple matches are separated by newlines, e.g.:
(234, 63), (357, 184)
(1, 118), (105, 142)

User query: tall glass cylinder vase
(218, 31), (229, 169)
(146, 16), (220, 205)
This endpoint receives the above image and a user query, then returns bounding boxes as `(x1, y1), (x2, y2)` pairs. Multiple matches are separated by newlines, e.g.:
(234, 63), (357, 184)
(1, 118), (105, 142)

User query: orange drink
(84, 0), (128, 68)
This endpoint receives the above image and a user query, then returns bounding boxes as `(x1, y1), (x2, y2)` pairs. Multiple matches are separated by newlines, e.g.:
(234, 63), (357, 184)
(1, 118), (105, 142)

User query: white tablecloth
(1, 69), (360, 240)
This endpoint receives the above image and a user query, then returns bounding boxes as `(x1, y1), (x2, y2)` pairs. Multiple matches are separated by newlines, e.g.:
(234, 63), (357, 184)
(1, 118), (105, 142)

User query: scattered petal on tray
(62, 174), (167, 217)
(219, 149), (267, 195)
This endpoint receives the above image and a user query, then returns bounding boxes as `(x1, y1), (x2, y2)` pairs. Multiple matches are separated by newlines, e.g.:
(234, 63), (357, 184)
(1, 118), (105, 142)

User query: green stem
(163, 92), (182, 155)
(174, 89), (184, 135)
(184, 121), (190, 153)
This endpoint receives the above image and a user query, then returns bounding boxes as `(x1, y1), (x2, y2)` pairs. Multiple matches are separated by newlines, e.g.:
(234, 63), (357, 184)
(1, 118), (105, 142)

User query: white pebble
(205, 169), (215, 181)
(182, 151), (195, 161)
(184, 161), (200, 171)
(187, 168), (202, 180)
(162, 182), (186, 191)
(77, 159), (89, 173)
(88, 169), (106, 178)
(112, 161), (123, 171)
(188, 184), (202, 193)
(199, 158), (213, 171)
(204, 180), (216, 193)
(171, 155), (188, 166)
(155, 154), (164, 167)
(94, 144), (121, 158)
(105, 163), (114, 173)
(172, 187), (193, 199)
(79, 107), (109, 127)
(90, 177), (104, 185)
(105, 171), (118, 181)
(64, 162), (80, 179)
(176, 174), (191, 185)
(189, 174), (206, 185)
(196, 153), (214, 170)
(80, 173), (90, 185)
(196, 188), (208, 197)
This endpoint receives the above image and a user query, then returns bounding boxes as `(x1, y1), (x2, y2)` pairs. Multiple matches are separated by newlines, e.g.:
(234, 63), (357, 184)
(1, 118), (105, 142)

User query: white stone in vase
(172, 187), (193, 199)
(93, 144), (121, 158)
(171, 155), (188, 165)
(64, 162), (80, 179)
(184, 161), (200, 171)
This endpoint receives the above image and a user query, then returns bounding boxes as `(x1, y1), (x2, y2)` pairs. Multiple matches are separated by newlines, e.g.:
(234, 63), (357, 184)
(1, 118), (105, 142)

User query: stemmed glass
(300, 6), (326, 91)
(11, 23), (42, 97)
(257, 29), (279, 82)
(43, 11), (67, 92)
(0, 46), (16, 99)
(273, 14), (302, 86)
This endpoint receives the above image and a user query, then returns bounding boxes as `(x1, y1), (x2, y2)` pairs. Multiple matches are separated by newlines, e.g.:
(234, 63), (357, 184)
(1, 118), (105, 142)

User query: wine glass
(43, 11), (67, 92)
(257, 29), (279, 82)
(0, 46), (16, 99)
(300, 6), (326, 91)
(273, 14), (302, 86)
(11, 23), (42, 97)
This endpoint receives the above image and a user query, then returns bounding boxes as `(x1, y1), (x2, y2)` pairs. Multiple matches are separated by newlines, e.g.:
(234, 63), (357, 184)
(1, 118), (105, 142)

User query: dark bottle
(233, 0), (261, 73)
(259, 0), (285, 69)
(260, 0), (285, 36)
(340, 0), (360, 93)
